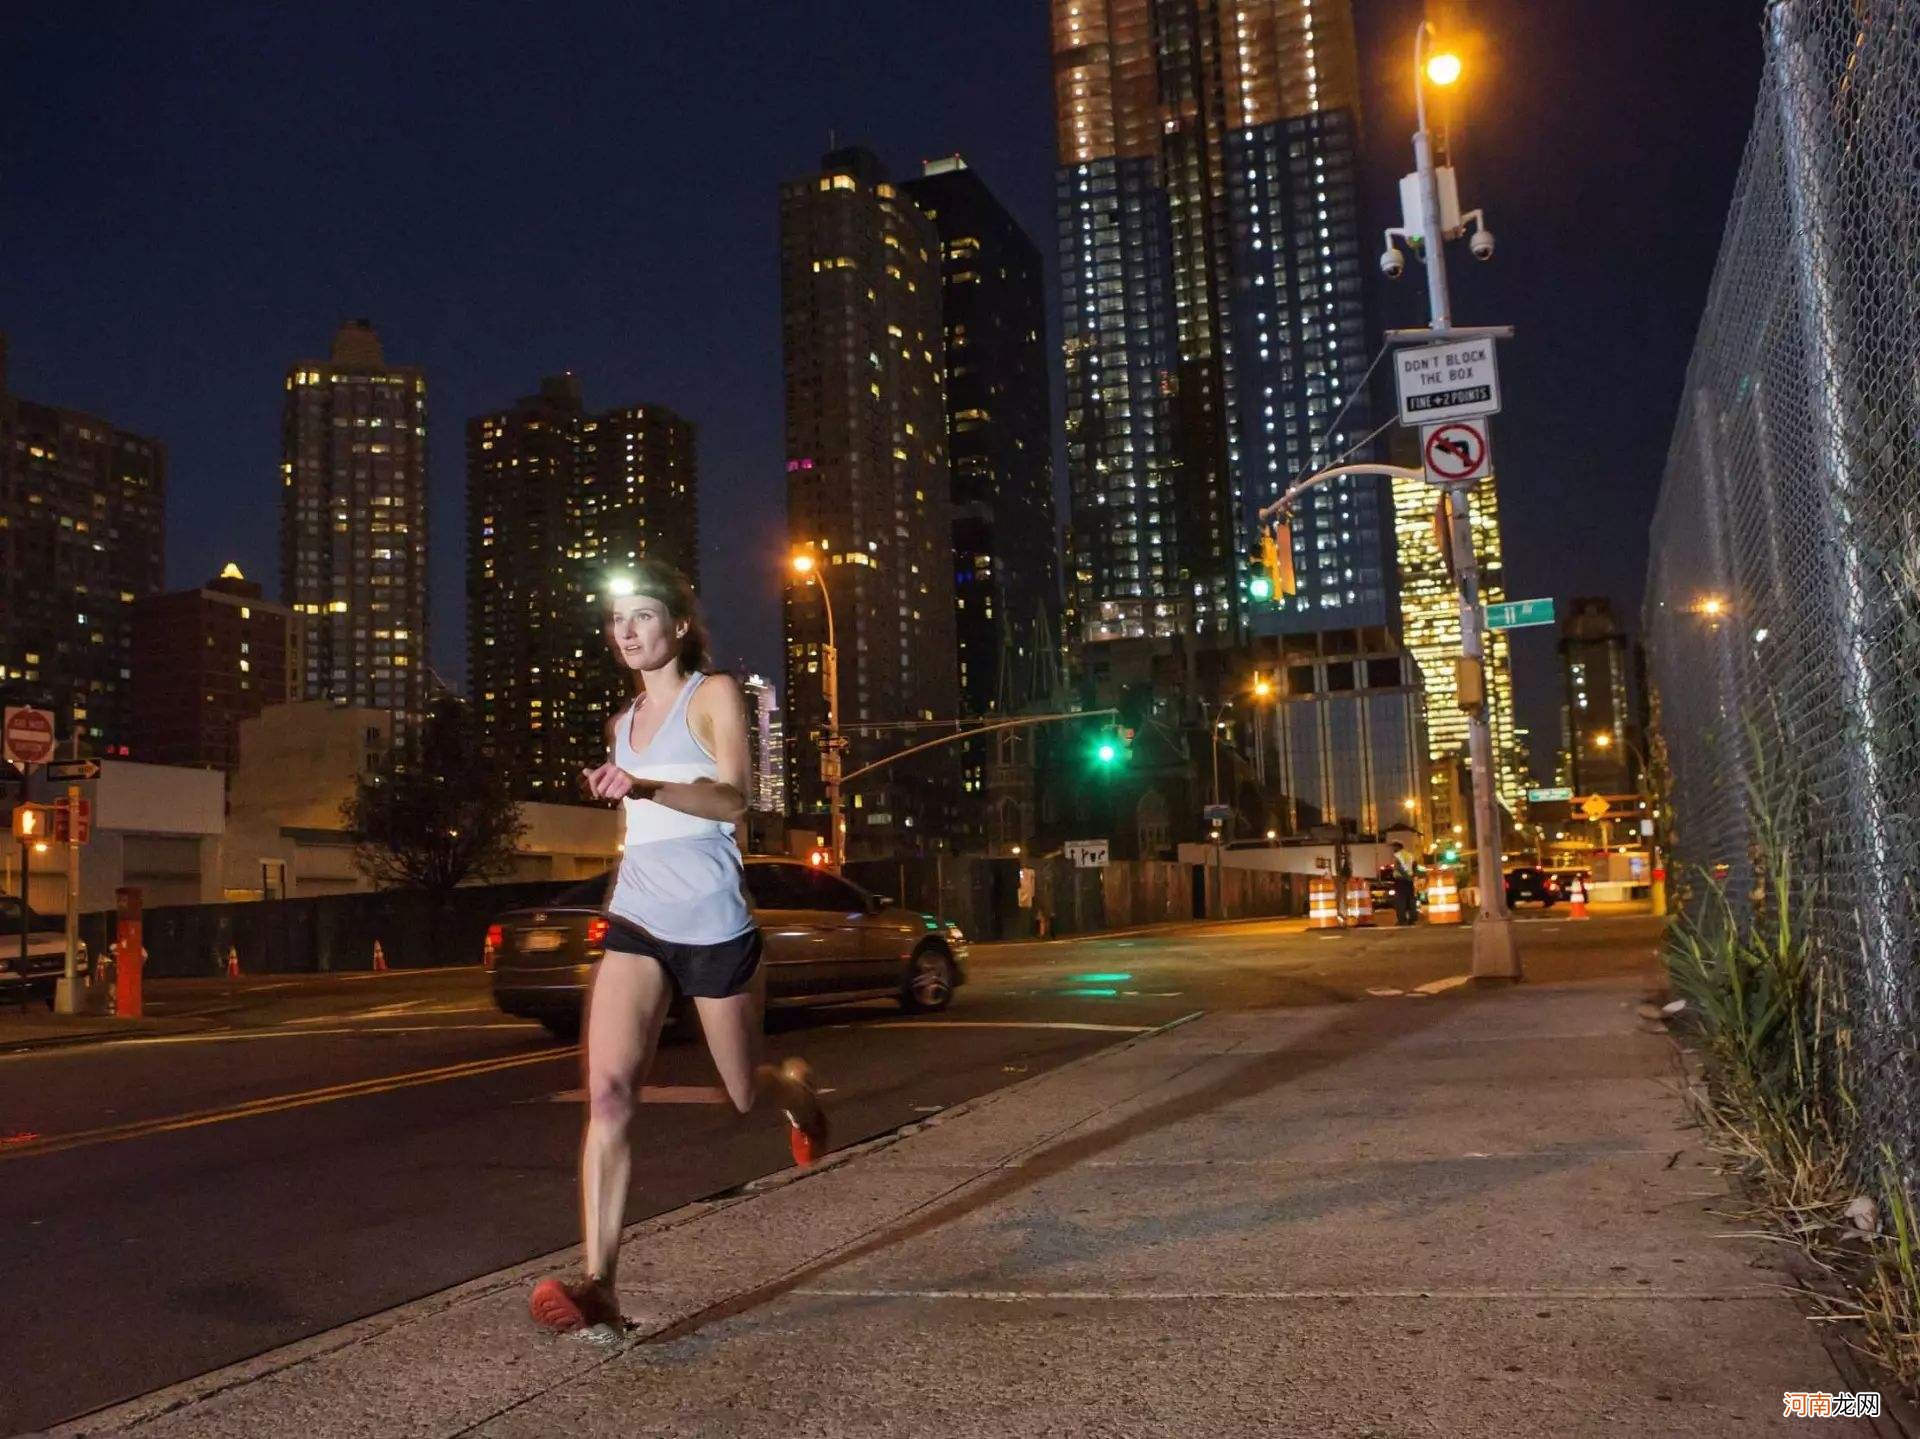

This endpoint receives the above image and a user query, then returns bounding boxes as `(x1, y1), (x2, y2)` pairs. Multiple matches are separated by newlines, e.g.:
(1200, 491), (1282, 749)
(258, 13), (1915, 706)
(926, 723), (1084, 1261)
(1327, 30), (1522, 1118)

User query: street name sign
(1202, 804), (1233, 824)
(1064, 839), (1109, 870)
(1395, 337), (1502, 425)
(1485, 598), (1556, 631)
(3, 707), (56, 768)
(46, 758), (101, 784)
(1421, 420), (1492, 484)
(1527, 786), (1573, 803)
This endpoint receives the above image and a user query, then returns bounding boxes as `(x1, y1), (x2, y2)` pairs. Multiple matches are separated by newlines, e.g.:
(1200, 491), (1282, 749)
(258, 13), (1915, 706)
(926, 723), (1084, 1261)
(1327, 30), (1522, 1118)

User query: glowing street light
(1425, 50), (1463, 86)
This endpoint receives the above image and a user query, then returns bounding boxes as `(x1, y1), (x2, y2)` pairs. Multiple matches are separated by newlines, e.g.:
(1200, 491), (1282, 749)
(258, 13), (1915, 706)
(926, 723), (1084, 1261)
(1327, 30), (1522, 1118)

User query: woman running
(530, 558), (827, 1337)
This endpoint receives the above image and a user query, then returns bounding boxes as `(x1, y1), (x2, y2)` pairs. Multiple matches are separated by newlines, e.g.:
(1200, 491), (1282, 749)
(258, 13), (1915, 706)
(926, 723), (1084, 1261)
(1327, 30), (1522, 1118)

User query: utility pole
(1400, 22), (1520, 979)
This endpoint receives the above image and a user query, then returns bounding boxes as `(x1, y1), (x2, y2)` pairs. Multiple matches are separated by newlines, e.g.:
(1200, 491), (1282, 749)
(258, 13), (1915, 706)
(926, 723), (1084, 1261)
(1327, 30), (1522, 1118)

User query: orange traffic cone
(372, 940), (388, 973)
(226, 945), (241, 979)
(1568, 876), (1590, 921)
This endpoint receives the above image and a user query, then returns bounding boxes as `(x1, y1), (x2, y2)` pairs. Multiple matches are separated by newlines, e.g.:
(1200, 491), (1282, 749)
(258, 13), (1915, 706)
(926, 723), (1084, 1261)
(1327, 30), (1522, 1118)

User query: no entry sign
(4, 706), (56, 768)
(1422, 420), (1492, 484)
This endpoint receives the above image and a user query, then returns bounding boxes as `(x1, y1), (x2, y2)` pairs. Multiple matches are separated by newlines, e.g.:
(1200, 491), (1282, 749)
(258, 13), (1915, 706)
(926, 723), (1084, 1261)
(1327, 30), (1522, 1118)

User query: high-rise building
(130, 564), (298, 770)
(901, 156), (1060, 728)
(780, 146), (961, 853)
(0, 335), (166, 751)
(281, 321), (428, 733)
(1560, 596), (1637, 796)
(1390, 468), (1522, 820)
(467, 375), (697, 798)
(1051, 0), (1386, 651)
(741, 672), (785, 814)
(1271, 627), (1430, 837)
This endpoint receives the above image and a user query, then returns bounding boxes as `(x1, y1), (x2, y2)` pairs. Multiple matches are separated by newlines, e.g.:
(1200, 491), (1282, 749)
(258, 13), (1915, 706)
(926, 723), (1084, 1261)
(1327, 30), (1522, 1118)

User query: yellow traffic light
(1259, 521), (1297, 598)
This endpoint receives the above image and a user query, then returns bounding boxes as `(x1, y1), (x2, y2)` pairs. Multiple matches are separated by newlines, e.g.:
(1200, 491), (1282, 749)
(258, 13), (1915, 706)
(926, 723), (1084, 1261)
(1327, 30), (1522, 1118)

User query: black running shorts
(601, 915), (763, 999)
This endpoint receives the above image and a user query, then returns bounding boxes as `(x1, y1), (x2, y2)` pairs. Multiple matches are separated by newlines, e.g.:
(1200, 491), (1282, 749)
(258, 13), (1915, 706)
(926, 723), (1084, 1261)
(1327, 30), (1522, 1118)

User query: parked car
(487, 857), (970, 1041)
(0, 897), (87, 1007)
(1548, 868), (1594, 900)
(1503, 866), (1562, 908)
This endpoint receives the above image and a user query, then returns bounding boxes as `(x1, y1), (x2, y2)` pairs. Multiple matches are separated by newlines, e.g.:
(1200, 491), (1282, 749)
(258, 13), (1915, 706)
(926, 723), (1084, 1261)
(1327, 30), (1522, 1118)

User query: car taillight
(483, 924), (503, 969)
(585, 917), (609, 948)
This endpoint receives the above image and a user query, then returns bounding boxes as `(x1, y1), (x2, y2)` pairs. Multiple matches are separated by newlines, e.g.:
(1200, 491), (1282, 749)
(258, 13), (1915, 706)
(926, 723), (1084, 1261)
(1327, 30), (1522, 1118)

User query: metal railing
(1644, 0), (1920, 1190)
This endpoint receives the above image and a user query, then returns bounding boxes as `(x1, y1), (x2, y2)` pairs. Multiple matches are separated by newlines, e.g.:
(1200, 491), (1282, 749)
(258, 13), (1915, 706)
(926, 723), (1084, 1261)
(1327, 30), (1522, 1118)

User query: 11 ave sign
(1396, 338), (1502, 426)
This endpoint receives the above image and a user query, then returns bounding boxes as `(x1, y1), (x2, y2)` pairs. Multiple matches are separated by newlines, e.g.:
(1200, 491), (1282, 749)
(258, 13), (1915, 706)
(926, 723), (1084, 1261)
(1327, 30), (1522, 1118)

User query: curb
(55, 1006), (1207, 1435)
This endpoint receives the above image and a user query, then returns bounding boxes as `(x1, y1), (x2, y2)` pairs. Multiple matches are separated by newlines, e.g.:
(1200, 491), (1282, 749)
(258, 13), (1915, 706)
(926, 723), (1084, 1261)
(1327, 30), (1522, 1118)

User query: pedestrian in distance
(1391, 841), (1419, 926)
(530, 558), (828, 1339)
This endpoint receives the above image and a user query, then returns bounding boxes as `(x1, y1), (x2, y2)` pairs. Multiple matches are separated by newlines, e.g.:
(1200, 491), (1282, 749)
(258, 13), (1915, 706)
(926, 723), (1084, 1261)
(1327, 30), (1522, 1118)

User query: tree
(343, 697), (527, 894)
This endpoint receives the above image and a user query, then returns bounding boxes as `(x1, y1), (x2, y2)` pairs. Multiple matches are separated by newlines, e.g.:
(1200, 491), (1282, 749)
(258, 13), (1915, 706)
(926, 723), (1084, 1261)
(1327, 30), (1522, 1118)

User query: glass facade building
(1052, 0), (1389, 652)
(1391, 467), (1524, 819)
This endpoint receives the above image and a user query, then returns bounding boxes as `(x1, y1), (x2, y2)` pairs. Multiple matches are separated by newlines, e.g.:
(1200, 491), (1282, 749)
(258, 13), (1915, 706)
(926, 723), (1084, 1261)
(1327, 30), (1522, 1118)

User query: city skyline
(0, 0), (1767, 764)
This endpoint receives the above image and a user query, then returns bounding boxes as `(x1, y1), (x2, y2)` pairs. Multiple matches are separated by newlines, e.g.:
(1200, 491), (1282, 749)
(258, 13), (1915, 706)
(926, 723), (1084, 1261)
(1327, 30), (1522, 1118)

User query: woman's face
(606, 593), (684, 674)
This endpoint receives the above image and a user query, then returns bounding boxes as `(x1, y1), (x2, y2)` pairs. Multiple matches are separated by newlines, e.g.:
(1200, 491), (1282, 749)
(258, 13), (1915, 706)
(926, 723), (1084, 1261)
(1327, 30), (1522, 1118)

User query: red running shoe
(529, 1276), (622, 1335)
(776, 1057), (829, 1165)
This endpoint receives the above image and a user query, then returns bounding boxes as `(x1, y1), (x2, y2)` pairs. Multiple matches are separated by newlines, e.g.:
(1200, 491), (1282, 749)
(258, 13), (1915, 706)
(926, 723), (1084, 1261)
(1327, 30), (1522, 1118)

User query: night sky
(2, 1), (1763, 769)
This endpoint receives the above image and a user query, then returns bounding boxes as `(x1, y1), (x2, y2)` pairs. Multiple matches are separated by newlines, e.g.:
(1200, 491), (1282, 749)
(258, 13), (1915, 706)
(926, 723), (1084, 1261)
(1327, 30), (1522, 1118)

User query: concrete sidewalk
(58, 967), (1872, 1437)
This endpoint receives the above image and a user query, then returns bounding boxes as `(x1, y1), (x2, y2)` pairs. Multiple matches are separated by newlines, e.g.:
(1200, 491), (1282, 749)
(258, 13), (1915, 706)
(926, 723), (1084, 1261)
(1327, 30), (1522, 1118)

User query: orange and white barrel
(1345, 877), (1374, 927)
(1308, 876), (1340, 929)
(1426, 873), (1461, 925)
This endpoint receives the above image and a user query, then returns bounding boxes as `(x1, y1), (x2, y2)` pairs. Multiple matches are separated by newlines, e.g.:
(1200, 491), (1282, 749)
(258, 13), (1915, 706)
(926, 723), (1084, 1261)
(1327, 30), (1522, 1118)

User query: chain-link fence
(1644, 0), (1920, 1191)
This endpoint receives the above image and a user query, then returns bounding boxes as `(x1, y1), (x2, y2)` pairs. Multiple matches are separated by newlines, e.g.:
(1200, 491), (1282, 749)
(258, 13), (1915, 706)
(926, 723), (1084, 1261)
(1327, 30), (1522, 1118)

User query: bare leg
(694, 965), (828, 1161)
(581, 949), (672, 1288)
(693, 962), (767, 1113)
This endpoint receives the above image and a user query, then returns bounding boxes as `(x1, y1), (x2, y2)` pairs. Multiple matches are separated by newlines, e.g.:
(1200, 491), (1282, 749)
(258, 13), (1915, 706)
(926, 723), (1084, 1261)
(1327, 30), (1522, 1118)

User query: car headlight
(946, 924), (965, 941)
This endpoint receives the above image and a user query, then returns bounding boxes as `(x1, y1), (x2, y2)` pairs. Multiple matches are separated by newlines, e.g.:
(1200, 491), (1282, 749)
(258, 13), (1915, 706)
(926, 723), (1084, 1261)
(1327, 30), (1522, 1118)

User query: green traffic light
(1096, 741), (1118, 764)
(1249, 575), (1272, 601)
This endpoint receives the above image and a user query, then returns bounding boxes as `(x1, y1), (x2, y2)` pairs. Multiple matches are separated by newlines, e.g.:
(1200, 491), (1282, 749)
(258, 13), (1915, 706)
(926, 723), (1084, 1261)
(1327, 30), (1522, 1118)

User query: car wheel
(901, 946), (956, 1012)
(540, 1014), (581, 1044)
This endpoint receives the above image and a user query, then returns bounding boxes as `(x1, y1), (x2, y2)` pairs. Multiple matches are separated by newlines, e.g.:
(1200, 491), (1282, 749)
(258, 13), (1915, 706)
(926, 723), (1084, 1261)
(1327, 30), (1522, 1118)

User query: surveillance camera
(1379, 246), (1405, 280)
(1469, 228), (1495, 262)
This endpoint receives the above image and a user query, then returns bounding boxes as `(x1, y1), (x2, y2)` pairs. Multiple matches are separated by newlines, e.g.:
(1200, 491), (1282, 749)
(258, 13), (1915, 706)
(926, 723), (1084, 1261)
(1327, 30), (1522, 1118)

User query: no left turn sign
(1422, 420), (1493, 484)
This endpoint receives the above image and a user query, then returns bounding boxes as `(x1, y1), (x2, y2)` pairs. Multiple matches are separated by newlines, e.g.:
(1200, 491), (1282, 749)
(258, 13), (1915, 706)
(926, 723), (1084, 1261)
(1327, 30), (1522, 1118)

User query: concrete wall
(845, 855), (1304, 942)
(81, 877), (591, 979)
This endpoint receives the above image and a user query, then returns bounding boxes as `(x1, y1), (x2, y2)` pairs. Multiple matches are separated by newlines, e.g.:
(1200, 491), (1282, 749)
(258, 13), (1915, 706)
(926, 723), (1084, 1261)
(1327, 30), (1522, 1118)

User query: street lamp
(1425, 50), (1463, 87)
(790, 547), (845, 865)
(1403, 20), (1519, 980)
(1249, 674), (1274, 786)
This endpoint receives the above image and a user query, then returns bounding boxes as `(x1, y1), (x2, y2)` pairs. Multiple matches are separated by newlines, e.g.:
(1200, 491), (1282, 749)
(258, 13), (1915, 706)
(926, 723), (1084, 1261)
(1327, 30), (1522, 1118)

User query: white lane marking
(858, 1020), (1152, 1034)
(792, 1286), (1779, 1304)
(100, 1023), (541, 1047)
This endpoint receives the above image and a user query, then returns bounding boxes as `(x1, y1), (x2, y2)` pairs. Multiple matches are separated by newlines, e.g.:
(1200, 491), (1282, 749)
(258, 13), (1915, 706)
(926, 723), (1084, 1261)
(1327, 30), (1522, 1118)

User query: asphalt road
(0, 910), (1658, 1435)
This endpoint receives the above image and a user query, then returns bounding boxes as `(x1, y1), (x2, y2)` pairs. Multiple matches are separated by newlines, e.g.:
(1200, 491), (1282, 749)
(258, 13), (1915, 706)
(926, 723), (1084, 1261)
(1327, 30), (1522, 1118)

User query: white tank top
(605, 672), (753, 945)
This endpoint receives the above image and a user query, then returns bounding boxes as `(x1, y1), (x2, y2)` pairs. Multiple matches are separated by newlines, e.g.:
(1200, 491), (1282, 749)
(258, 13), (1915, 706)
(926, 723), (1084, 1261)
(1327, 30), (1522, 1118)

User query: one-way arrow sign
(45, 758), (102, 783)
